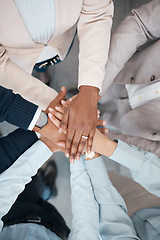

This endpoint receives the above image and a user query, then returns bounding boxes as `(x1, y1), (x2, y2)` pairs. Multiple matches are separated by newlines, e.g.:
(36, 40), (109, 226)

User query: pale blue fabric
(0, 141), (52, 234)
(85, 156), (139, 239)
(14, 0), (55, 44)
(110, 140), (160, 198)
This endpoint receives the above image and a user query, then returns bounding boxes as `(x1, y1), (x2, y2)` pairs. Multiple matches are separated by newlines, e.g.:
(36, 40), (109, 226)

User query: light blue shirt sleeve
(110, 140), (160, 198)
(69, 157), (100, 240)
(0, 140), (52, 232)
(85, 156), (139, 240)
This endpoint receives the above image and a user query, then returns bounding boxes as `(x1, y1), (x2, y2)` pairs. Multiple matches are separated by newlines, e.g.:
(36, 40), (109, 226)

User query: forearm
(0, 45), (57, 110)
(85, 156), (139, 239)
(92, 129), (117, 157)
(69, 157), (99, 239)
(0, 140), (52, 232)
(0, 128), (38, 173)
(78, 0), (113, 92)
(102, 0), (160, 94)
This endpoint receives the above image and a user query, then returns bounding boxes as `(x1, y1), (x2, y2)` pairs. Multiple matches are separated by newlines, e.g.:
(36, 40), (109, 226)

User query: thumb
(57, 86), (66, 101)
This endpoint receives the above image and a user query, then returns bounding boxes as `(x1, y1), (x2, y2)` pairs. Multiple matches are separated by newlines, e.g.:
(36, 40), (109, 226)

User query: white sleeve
(0, 140), (52, 232)
(110, 140), (160, 198)
(85, 156), (139, 240)
(28, 107), (41, 130)
(69, 157), (100, 240)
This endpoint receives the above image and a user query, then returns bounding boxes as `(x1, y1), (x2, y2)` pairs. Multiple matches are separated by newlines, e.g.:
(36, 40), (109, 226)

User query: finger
(59, 109), (69, 133)
(58, 86), (67, 101)
(76, 132), (88, 160)
(54, 111), (63, 121)
(61, 99), (66, 107)
(70, 131), (82, 161)
(97, 109), (100, 116)
(98, 128), (108, 135)
(87, 129), (95, 154)
(65, 128), (75, 161)
(97, 119), (106, 127)
(55, 106), (65, 114)
(57, 141), (65, 148)
(48, 113), (61, 128)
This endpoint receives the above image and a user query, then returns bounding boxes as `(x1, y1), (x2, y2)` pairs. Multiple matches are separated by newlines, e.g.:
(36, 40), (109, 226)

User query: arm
(77, 0), (114, 91)
(0, 140), (52, 232)
(58, 0), (114, 161)
(108, 130), (160, 158)
(85, 156), (139, 239)
(0, 128), (38, 173)
(102, 0), (160, 94)
(0, 44), (57, 109)
(69, 157), (99, 240)
(0, 85), (38, 129)
(92, 130), (160, 198)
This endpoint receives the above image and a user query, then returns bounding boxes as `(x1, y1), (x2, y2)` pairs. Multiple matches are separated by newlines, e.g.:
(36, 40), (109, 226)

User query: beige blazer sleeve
(102, 0), (160, 95)
(77, 0), (114, 92)
(0, 44), (57, 110)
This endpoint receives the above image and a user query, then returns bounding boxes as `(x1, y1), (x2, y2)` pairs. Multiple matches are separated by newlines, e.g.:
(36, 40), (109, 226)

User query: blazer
(0, 0), (113, 110)
(101, 0), (160, 156)
(0, 86), (38, 173)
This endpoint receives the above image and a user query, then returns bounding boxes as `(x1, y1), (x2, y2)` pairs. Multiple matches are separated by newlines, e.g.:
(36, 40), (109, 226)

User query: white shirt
(126, 80), (160, 109)
(14, 0), (58, 63)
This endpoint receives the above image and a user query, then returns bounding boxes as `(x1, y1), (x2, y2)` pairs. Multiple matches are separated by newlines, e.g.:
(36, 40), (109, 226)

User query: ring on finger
(82, 135), (89, 140)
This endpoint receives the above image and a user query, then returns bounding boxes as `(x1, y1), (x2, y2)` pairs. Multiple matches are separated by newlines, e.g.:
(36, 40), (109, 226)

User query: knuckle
(66, 148), (70, 153)
(89, 136), (94, 141)
(80, 140), (86, 146)
(66, 138), (72, 143)
(71, 154), (76, 158)
(77, 151), (82, 155)
(73, 142), (78, 147)
(61, 121), (67, 127)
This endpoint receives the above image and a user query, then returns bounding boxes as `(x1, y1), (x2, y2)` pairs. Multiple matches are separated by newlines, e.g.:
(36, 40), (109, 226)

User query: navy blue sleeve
(0, 128), (38, 173)
(0, 86), (38, 129)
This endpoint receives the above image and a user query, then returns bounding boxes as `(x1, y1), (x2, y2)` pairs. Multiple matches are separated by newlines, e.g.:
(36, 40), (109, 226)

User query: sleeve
(77, 0), (114, 92)
(110, 140), (160, 198)
(108, 130), (160, 158)
(101, 0), (160, 94)
(0, 85), (39, 129)
(0, 140), (52, 232)
(85, 156), (139, 240)
(0, 44), (57, 110)
(69, 157), (99, 240)
(0, 128), (38, 173)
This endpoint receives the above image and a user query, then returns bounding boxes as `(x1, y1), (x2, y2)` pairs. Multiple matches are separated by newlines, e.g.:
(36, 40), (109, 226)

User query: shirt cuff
(110, 140), (144, 171)
(28, 107), (41, 130)
(85, 156), (112, 188)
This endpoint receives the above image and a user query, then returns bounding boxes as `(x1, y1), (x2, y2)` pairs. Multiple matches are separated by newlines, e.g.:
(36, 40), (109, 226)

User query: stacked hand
(34, 86), (109, 159)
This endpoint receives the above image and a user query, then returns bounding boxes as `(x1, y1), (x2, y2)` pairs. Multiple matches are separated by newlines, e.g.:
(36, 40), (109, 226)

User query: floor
(0, 0), (150, 228)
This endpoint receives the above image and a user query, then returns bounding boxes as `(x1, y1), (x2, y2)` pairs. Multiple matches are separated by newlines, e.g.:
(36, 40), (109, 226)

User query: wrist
(93, 129), (118, 157)
(79, 86), (99, 101)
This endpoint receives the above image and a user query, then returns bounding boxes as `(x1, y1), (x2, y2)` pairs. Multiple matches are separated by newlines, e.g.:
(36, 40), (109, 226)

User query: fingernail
(103, 121), (106, 125)
(66, 153), (69, 158)
(59, 128), (63, 133)
(49, 107), (54, 112)
(48, 113), (53, 118)
(88, 149), (91, 154)
(76, 156), (80, 160)
(105, 129), (108, 133)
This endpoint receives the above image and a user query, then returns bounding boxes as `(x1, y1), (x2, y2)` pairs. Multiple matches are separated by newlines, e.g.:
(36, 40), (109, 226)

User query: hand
(38, 118), (66, 149)
(45, 86), (66, 114)
(40, 135), (66, 153)
(58, 86), (99, 162)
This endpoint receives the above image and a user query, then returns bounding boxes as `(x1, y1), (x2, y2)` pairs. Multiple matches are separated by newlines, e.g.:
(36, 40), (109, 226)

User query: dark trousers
(2, 174), (70, 239)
